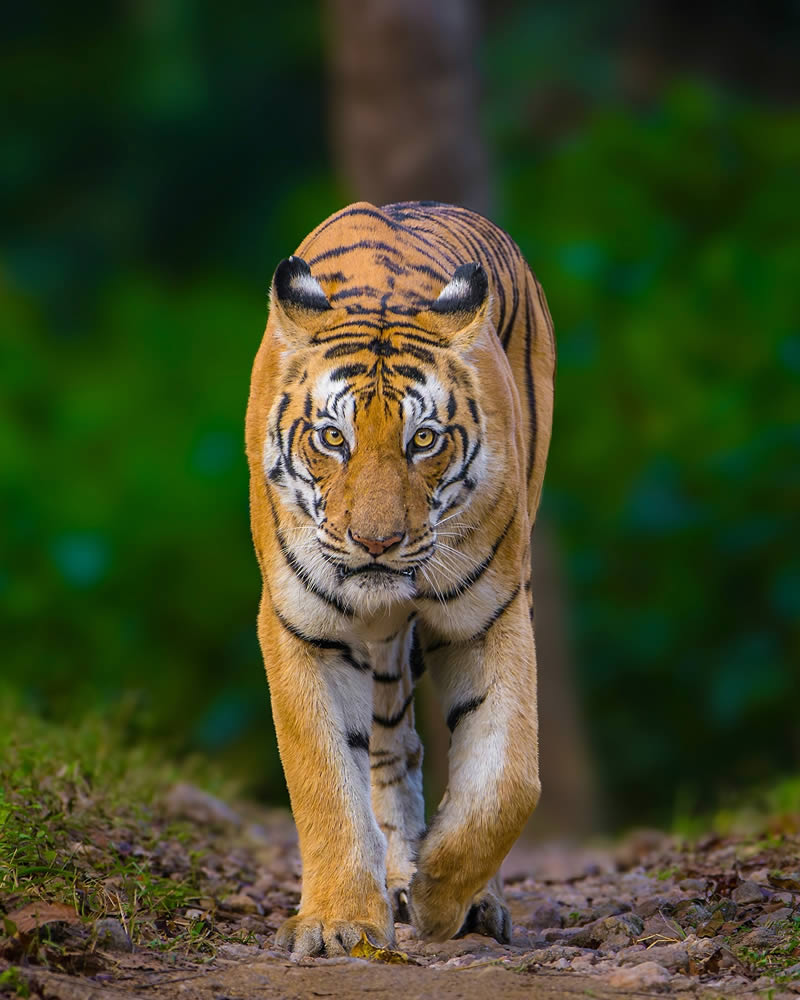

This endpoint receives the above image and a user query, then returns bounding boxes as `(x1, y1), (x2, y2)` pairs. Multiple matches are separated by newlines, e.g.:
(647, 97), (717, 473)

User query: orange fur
(246, 201), (555, 955)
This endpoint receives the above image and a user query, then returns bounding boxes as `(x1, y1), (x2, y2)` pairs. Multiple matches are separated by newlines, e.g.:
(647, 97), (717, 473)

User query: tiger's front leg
(258, 602), (393, 957)
(368, 621), (426, 922)
(409, 595), (540, 942)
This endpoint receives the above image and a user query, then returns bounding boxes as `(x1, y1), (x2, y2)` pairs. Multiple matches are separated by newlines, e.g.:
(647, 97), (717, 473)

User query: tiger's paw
(455, 884), (511, 944)
(275, 913), (393, 958)
(407, 870), (469, 942)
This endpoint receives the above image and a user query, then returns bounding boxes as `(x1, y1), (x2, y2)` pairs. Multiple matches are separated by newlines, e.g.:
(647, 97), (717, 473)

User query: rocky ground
(2, 782), (799, 999)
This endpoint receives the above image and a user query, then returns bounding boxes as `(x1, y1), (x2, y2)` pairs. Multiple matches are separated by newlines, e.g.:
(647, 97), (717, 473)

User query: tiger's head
(262, 256), (495, 612)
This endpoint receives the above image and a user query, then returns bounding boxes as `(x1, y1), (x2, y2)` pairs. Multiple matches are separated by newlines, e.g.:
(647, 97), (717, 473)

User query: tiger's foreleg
(258, 602), (393, 957)
(368, 621), (425, 923)
(409, 596), (540, 942)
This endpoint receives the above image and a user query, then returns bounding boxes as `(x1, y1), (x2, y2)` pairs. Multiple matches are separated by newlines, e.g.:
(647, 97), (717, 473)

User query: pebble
(525, 945), (594, 964)
(756, 906), (794, 925)
(621, 942), (689, 972)
(672, 900), (711, 926)
(642, 911), (684, 939)
(678, 878), (707, 893)
(93, 917), (133, 952)
(569, 954), (596, 972)
(217, 942), (261, 960)
(528, 900), (563, 930)
(588, 900), (631, 920)
(739, 926), (780, 947)
(635, 894), (678, 918)
(164, 782), (241, 826)
(223, 893), (261, 914)
(732, 879), (767, 904)
(571, 912), (644, 949)
(605, 960), (672, 989)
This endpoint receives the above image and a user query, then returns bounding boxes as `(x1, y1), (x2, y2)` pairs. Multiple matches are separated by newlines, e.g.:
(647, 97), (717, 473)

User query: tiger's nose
(349, 530), (405, 557)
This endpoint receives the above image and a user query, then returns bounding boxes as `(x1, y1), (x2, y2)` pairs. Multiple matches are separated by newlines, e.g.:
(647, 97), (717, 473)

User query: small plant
(0, 967), (30, 998)
(0, 707), (230, 960)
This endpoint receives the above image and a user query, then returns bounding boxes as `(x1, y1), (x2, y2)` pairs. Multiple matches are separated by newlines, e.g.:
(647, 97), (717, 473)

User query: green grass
(736, 917), (800, 977)
(0, 701), (231, 955)
(0, 966), (30, 998)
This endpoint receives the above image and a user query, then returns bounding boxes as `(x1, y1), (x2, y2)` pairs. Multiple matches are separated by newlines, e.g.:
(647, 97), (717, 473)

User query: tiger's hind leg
(368, 620), (426, 923)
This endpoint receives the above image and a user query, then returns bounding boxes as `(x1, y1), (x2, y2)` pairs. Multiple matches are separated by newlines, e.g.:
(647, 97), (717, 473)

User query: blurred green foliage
(491, 83), (800, 819)
(2, 3), (798, 824)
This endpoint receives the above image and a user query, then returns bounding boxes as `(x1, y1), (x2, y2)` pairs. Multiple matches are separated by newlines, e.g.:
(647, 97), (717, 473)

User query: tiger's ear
(269, 256), (331, 346)
(425, 262), (490, 351)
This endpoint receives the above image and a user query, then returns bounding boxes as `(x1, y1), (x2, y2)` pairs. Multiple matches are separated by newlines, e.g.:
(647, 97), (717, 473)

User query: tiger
(245, 200), (555, 957)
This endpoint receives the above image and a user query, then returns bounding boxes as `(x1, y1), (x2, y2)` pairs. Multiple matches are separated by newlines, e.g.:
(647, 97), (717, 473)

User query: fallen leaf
(350, 932), (412, 964)
(768, 871), (800, 892)
(6, 902), (79, 936)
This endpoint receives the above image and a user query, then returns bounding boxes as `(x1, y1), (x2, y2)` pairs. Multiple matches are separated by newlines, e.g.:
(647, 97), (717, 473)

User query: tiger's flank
(245, 201), (555, 957)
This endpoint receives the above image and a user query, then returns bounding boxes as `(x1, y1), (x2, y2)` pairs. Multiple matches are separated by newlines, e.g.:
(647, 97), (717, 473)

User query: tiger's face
(262, 257), (491, 611)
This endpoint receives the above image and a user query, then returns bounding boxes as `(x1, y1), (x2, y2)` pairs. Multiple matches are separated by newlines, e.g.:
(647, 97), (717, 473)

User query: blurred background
(2, 0), (798, 835)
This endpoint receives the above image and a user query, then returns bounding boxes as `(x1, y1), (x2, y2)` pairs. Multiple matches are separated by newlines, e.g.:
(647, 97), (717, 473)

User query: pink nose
(350, 531), (405, 557)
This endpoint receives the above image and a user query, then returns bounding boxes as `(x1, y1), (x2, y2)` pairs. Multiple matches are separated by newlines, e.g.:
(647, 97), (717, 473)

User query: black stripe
(283, 416), (314, 485)
(347, 731), (370, 752)
(272, 603), (367, 670)
(417, 508), (516, 603)
(376, 770), (408, 788)
(409, 261), (450, 284)
(294, 491), (311, 519)
(373, 670), (402, 684)
(391, 364), (426, 384)
(329, 285), (381, 301)
(274, 392), (290, 451)
(447, 693), (487, 733)
(367, 337), (401, 357)
(312, 205), (402, 238)
(468, 583), (522, 641)
(315, 270), (349, 284)
(440, 437), (482, 491)
(425, 639), (449, 654)
(370, 755), (402, 769)
(400, 343), (436, 364)
(324, 340), (371, 359)
(373, 692), (414, 728)
(410, 628), (426, 680)
(266, 490), (353, 616)
(524, 284), (538, 485)
(330, 362), (368, 381)
(308, 239), (401, 266)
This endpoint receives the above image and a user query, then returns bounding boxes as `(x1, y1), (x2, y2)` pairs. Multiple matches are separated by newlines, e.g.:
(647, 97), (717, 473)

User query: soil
(2, 786), (799, 1000)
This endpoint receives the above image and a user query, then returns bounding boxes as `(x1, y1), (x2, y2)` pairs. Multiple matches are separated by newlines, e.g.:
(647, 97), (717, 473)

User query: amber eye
(321, 426), (345, 448)
(412, 427), (437, 451)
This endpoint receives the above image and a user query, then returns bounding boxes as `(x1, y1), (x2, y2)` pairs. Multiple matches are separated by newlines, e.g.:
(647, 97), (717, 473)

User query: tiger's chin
(337, 564), (417, 612)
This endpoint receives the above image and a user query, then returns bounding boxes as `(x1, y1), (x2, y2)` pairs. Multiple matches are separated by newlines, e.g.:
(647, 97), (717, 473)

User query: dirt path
(2, 786), (799, 999)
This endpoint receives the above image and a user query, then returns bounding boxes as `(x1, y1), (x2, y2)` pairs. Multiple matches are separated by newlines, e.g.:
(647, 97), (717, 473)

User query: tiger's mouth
(336, 563), (415, 582)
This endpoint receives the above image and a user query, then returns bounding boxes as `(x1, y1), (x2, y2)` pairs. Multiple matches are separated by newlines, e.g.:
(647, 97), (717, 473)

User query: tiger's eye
(321, 426), (345, 448)
(412, 428), (436, 450)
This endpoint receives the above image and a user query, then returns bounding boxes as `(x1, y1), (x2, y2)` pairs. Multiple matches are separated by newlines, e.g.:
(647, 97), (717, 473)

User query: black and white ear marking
(273, 256), (331, 313)
(432, 262), (488, 315)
